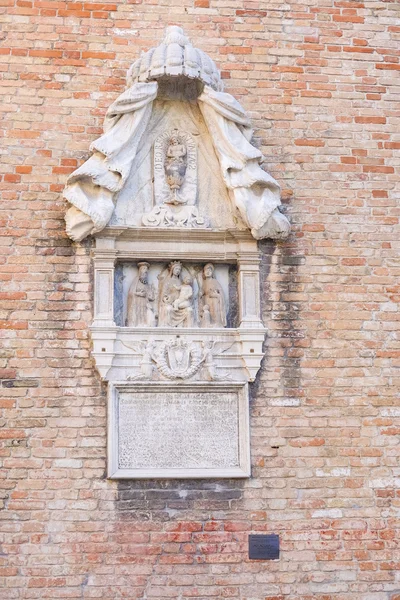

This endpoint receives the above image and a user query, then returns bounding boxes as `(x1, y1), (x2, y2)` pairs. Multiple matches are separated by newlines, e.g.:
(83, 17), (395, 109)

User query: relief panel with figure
(116, 261), (235, 329)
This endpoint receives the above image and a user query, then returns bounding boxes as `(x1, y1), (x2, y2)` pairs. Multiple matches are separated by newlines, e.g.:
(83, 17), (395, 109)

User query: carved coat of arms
(123, 338), (232, 381)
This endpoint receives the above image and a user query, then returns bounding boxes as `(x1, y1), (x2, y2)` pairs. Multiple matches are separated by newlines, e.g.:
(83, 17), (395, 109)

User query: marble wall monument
(63, 26), (290, 479)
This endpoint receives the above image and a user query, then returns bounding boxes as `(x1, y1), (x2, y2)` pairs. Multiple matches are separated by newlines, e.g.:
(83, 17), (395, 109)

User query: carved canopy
(64, 26), (290, 242)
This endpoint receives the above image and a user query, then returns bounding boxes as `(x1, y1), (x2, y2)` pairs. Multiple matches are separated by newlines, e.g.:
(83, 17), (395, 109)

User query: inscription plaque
(108, 383), (250, 479)
(248, 534), (280, 560)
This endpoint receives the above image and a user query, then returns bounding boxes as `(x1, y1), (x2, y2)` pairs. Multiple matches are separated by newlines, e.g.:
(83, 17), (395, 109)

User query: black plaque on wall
(248, 534), (280, 560)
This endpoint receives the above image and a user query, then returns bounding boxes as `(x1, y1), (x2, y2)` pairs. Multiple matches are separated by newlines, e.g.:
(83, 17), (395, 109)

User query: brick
(0, 369), (17, 379)
(0, 320), (28, 330)
(82, 51), (116, 60)
(219, 46), (252, 55)
(355, 116), (387, 124)
(8, 130), (41, 139)
(1, 2), (399, 598)
(294, 139), (325, 147)
(4, 174), (21, 183)
(29, 50), (63, 58)
(15, 166), (32, 174)
(83, 2), (117, 9)
(236, 9), (267, 17)
(2, 379), (39, 388)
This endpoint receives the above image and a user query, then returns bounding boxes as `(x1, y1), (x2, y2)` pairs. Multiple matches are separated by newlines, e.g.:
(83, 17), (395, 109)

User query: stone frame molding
(91, 228), (266, 385)
(108, 381), (250, 479)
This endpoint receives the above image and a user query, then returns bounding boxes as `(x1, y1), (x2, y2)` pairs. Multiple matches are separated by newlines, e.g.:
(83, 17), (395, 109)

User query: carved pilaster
(92, 240), (117, 328)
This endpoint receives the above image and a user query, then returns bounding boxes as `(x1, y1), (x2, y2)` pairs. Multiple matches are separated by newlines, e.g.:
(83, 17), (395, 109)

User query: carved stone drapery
(64, 82), (158, 242)
(64, 27), (290, 243)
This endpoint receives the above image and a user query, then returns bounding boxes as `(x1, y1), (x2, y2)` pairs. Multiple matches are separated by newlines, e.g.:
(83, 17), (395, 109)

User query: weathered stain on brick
(116, 479), (245, 521)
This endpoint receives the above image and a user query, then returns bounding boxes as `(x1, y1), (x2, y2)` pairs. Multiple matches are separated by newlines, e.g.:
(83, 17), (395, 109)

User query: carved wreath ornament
(122, 338), (232, 381)
(155, 338), (202, 380)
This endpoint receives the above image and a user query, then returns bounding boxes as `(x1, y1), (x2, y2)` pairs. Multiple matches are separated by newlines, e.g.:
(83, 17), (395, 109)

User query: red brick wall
(1, 1), (399, 598)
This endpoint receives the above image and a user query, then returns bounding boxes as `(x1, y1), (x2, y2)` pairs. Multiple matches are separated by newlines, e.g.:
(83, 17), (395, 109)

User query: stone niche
(63, 26), (290, 479)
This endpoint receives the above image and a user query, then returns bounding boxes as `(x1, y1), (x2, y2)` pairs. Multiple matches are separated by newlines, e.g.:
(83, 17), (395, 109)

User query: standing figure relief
(164, 131), (188, 205)
(142, 128), (204, 229)
(125, 262), (228, 329)
(198, 263), (227, 328)
(126, 262), (156, 327)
